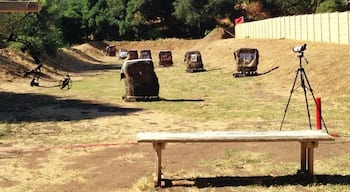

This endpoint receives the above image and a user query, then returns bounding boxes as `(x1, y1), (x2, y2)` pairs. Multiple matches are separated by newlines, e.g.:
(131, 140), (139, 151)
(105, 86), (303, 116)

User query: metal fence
(235, 11), (350, 45)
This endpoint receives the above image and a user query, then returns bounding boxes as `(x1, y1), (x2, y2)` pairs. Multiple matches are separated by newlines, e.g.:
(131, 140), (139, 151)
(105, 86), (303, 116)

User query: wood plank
(137, 130), (334, 143)
(0, 1), (41, 12)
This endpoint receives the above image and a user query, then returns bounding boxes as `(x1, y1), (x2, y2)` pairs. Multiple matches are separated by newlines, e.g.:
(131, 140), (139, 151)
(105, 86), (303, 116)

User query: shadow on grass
(0, 92), (142, 122)
(205, 68), (222, 72)
(161, 98), (204, 102)
(234, 66), (279, 78)
(163, 174), (350, 188)
(0, 54), (32, 78)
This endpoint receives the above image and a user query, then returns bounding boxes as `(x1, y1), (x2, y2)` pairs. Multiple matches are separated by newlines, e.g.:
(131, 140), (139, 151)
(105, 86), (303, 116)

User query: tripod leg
(302, 70), (328, 133)
(280, 69), (300, 130)
(300, 71), (312, 130)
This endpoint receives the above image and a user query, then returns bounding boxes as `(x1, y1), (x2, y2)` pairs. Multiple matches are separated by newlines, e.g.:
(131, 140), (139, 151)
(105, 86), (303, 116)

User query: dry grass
(0, 32), (350, 192)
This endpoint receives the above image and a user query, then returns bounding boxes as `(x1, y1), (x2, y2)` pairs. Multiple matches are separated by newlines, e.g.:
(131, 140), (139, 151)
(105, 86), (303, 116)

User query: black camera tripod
(279, 50), (328, 132)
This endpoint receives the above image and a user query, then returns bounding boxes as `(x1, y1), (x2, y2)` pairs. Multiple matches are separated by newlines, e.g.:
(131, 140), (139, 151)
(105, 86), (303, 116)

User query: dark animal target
(158, 50), (173, 67)
(233, 48), (259, 77)
(120, 59), (160, 102)
(127, 50), (138, 60)
(140, 49), (152, 59)
(184, 51), (205, 73)
(105, 45), (116, 56)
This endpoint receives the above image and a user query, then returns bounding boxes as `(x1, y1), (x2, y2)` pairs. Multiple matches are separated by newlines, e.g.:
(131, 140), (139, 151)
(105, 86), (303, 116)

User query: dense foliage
(0, 0), (348, 55)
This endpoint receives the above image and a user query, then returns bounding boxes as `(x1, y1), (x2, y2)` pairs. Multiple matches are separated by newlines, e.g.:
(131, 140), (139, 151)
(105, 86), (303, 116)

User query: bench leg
(300, 141), (318, 175)
(300, 142), (307, 173)
(308, 144), (314, 175)
(153, 142), (165, 187)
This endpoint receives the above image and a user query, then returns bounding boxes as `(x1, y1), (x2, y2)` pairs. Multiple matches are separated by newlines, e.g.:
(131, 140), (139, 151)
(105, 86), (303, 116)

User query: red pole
(316, 97), (322, 130)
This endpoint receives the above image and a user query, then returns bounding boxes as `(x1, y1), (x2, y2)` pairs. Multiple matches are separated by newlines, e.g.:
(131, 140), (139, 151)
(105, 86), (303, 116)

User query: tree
(61, 0), (93, 42)
(85, 0), (119, 41)
(173, 0), (239, 38)
(265, 0), (315, 16)
(316, 0), (345, 13)
(173, 0), (212, 38)
(205, 0), (238, 19)
(0, 14), (14, 48)
(0, 10), (64, 64)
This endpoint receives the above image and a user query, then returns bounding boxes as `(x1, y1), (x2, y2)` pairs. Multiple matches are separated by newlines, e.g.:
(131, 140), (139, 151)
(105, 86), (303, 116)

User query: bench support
(151, 141), (319, 187)
(153, 142), (165, 187)
(300, 141), (318, 175)
(137, 131), (334, 187)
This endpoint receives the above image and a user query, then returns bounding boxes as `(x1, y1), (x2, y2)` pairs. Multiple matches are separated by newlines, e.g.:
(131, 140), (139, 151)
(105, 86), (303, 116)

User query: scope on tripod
(292, 43), (307, 53)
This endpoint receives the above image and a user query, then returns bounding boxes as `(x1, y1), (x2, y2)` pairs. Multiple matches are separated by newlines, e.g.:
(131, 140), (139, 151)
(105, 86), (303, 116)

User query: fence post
(316, 97), (322, 130)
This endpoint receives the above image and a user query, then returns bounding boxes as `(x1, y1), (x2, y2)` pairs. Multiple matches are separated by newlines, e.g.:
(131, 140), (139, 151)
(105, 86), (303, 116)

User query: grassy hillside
(69, 34), (350, 134)
(1, 29), (350, 192)
(1, 31), (350, 135)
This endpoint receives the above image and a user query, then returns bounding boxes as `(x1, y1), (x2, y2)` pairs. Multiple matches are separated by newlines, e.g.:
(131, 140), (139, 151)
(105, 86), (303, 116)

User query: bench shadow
(163, 174), (350, 188)
(0, 92), (142, 122)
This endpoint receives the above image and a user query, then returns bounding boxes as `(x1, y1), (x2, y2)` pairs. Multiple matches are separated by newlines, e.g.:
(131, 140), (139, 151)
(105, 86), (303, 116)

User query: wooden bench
(137, 130), (335, 187)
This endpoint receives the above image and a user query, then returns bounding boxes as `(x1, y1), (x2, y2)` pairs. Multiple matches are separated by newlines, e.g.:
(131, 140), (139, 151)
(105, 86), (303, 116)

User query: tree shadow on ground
(163, 174), (350, 188)
(53, 49), (121, 73)
(87, 41), (110, 51)
(0, 54), (31, 78)
(69, 48), (103, 63)
(0, 92), (142, 122)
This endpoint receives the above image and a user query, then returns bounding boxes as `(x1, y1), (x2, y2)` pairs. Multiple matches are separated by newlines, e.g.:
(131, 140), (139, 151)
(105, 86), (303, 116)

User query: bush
(316, 0), (344, 13)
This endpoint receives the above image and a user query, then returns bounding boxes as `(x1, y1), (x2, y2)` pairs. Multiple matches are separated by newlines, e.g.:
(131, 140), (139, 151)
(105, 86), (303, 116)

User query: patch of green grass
(316, 152), (350, 175)
(130, 175), (154, 192)
(199, 149), (269, 173)
(51, 63), (350, 133)
(67, 72), (122, 102)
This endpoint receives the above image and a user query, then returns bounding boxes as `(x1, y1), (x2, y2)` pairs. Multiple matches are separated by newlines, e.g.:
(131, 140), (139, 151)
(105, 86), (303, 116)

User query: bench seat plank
(137, 130), (334, 143)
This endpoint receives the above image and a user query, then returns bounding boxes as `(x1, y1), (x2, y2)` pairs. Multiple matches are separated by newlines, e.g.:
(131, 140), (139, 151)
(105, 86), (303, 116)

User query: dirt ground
(1, 139), (350, 192)
(1, 29), (350, 192)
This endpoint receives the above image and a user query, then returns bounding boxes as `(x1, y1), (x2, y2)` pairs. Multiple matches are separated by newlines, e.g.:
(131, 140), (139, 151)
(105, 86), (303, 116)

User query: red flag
(234, 16), (244, 24)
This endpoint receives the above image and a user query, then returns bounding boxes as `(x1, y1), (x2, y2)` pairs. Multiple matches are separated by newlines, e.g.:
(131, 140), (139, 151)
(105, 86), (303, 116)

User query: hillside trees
(122, 0), (157, 40)
(0, 14), (13, 48)
(0, 2), (64, 57)
(316, 0), (347, 13)
(113, 0), (177, 40)
(172, 0), (210, 38)
(262, 0), (317, 16)
(1, 0), (348, 49)
(59, 0), (96, 42)
(263, 0), (348, 16)
(172, 0), (240, 38)
(59, 0), (242, 40)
